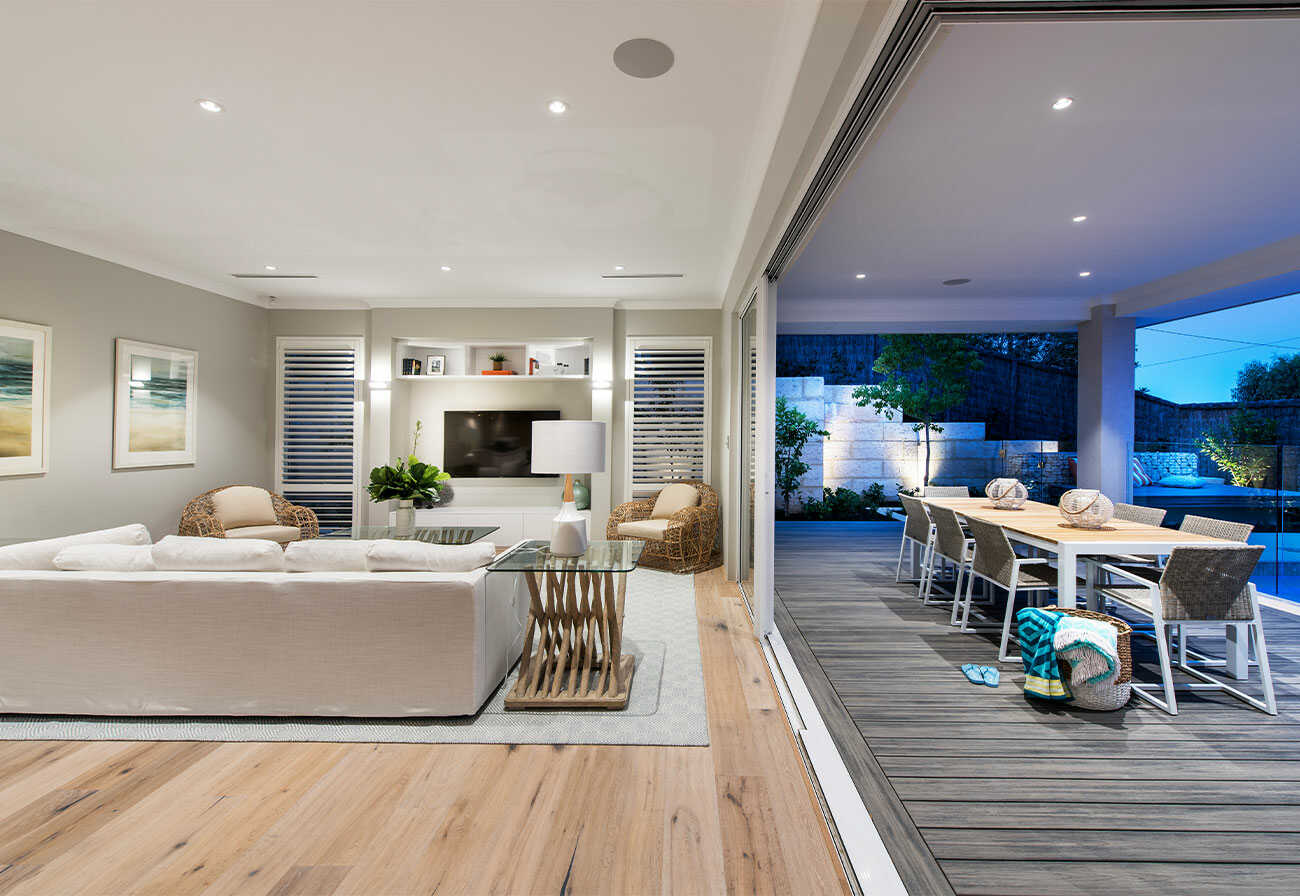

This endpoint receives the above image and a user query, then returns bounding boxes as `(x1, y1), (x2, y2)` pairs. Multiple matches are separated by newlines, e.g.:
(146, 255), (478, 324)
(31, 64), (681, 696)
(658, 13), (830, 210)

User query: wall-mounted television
(443, 410), (561, 478)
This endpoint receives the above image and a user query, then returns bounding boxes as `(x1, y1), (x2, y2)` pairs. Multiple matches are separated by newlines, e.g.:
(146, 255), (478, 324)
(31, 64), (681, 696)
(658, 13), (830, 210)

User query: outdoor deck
(775, 521), (1300, 896)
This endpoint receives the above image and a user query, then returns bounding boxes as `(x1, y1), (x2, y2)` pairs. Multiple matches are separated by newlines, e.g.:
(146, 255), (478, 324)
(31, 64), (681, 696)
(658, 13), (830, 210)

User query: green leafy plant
(489, 352), (509, 363)
(853, 335), (980, 487)
(367, 457), (451, 503)
(775, 396), (829, 514)
(1195, 408), (1278, 488)
(800, 484), (888, 521)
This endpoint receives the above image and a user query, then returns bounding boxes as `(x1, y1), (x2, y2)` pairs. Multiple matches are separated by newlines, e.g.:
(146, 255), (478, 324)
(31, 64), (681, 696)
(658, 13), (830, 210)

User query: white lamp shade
(531, 420), (606, 474)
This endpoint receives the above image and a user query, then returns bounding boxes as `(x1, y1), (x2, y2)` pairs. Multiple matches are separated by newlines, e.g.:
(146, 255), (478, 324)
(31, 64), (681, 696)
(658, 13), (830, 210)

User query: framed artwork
(425, 354), (445, 376)
(113, 339), (197, 469)
(0, 318), (52, 477)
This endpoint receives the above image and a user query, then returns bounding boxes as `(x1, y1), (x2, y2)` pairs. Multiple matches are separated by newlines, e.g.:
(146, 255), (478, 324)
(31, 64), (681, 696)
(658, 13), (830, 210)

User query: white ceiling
(0, 1), (817, 308)
(779, 17), (1300, 330)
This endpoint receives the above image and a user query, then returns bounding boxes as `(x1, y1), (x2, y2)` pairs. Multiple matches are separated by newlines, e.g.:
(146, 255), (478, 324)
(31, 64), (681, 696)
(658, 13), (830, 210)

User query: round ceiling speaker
(614, 38), (675, 79)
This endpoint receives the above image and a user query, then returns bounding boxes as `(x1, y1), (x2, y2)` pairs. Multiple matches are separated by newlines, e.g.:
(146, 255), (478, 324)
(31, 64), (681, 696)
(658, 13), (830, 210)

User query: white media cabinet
(391, 505), (593, 548)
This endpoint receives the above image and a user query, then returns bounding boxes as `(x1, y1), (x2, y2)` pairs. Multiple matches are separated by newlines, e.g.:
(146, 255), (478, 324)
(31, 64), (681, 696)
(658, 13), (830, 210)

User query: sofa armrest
(179, 512), (225, 538)
(607, 498), (656, 538)
(664, 506), (705, 543)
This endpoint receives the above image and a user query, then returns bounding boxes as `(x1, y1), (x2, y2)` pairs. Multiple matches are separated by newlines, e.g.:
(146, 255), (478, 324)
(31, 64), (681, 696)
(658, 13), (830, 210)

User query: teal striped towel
(1016, 606), (1069, 700)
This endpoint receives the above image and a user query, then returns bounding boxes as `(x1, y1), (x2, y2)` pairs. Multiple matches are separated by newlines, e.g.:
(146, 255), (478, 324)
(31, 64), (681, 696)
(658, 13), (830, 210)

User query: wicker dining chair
(606, 481), (720, 574)
(922, 485), (971, 497)
(920, 504), (974, 611)
(1094, 544), (1275, 715)
(179, 486), (319, 542)
(961, 517), (1083, 662)
(895, 495), (934, 589)
(1113, 503), (1167, 527)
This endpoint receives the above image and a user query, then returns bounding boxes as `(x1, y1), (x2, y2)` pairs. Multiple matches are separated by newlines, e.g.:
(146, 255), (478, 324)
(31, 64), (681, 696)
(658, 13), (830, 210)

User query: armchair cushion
(225, 524), (301, 544)
(212, 486), (277, 528)
(651, 483), (699, 520)
(617, 519), (671, 541)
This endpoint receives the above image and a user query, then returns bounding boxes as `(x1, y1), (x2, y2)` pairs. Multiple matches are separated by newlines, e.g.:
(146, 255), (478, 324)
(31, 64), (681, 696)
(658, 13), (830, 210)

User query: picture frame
(425, 354), (446, 376)
(113, 338), (197, 469)
(0, 318), (52, 477)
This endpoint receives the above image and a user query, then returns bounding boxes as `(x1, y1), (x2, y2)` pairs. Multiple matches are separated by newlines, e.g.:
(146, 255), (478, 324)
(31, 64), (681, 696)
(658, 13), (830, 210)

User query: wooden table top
(920, 496), (1240, 547)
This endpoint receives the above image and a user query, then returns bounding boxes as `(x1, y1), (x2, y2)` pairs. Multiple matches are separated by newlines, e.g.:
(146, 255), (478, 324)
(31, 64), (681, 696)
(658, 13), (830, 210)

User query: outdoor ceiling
(779, 16), (1300, 330)
(0, 1), (816, 308)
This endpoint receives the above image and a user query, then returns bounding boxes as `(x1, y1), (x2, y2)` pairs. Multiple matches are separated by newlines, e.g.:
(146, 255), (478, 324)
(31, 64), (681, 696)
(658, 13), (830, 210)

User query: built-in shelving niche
(394, 339), (592, 381)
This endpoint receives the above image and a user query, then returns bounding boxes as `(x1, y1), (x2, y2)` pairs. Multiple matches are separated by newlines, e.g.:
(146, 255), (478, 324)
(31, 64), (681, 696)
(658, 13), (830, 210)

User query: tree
(1232, 354), (1300, 402)
(775, 397), (828, 514)
(853, 335), (981, 487)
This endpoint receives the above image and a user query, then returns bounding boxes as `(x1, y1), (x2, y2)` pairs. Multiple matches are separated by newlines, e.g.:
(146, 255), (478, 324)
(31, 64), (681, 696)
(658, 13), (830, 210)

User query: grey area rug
(0, 568), (708, 746)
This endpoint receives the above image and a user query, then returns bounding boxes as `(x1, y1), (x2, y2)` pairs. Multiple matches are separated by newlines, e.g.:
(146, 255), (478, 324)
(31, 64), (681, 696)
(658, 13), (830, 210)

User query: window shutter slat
(277, 343), (360, 530)
(628, 340), (710, 496)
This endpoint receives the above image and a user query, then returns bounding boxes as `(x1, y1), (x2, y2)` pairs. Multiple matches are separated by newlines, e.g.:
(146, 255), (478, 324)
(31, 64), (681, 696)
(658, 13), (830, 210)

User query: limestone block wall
(777, 377), (1058, 506)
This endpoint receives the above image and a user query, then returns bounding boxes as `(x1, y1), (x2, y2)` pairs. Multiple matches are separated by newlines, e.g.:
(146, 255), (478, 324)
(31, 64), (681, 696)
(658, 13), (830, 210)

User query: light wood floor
(0, 568), (849, 896)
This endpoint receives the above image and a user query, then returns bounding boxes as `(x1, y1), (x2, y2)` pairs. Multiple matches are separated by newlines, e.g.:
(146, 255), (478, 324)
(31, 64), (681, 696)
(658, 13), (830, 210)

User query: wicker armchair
(179, 486), (319, 542)
(606, 481), (720, 574)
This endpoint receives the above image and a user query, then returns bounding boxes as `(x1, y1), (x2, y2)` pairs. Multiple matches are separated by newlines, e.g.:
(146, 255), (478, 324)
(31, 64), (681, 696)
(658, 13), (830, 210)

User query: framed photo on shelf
(0, 318), (52, 477)
(425, 355), (445, 376)
(113, 338), (197, 469)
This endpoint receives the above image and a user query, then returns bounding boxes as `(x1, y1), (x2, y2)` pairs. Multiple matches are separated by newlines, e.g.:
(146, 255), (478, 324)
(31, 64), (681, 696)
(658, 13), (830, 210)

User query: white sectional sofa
(0, 533), (528, 718)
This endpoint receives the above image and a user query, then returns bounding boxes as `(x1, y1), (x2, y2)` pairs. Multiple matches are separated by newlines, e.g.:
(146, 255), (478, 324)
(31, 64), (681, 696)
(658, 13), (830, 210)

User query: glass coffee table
(489, 539), (644, 710)
(318, 524), (499, 545)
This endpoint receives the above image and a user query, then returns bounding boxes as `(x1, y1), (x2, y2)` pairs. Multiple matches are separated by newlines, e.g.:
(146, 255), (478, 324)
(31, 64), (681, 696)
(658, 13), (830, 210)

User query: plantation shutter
(276, 338), (362, 531)
(627, 338), (711, 496)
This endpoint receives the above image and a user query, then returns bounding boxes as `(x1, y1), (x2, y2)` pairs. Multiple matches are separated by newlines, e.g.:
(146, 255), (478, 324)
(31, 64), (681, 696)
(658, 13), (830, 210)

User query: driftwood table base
(506, 567), (637, 710)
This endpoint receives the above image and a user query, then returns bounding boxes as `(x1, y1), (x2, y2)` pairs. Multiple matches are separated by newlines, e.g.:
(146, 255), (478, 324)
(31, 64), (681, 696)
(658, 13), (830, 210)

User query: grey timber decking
(775, 521), (1300, 896)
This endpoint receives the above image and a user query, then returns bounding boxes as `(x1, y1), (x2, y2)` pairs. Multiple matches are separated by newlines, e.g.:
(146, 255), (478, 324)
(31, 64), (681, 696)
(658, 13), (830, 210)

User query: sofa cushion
(618, 519), (671, 541)
(53, 544), (157, 572)
(651, 483), (699, 520)
(365, 540), (496, 572)
(284, 539), (378, 572)
(225, 524), (301, 544)
(0, 524), (152, 570)
(1157, 474), (1205, 489)
(152, 535), (285, 572)
(211, 486), (278, 528)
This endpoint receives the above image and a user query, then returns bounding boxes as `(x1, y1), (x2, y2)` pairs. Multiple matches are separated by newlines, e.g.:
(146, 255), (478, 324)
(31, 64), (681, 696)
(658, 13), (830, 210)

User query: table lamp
(531, 420), (606, 556)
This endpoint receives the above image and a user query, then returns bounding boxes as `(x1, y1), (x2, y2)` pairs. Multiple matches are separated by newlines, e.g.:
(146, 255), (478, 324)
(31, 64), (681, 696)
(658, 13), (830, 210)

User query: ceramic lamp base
(550, 501), (589, 557)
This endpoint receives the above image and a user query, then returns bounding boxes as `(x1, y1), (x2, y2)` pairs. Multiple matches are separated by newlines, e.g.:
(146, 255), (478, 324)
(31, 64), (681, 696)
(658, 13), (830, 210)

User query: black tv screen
(443, 410), (561, 478)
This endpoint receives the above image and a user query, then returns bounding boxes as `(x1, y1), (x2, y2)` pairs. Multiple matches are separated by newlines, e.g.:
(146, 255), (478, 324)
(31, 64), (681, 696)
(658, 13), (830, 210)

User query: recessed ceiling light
(196, 98), (223, 113)
(264, 264), (277, 271)
(613, 265), (625, 271)
(440, 265), (452, 272)
(855, 273), (867, 279)
(1072, 215), (1087, 223)
(1052, 96), (1073, 111)
(1079, 271), (1092, 278)
(547, 99), (567, 115)
(942, 278), (972, 286)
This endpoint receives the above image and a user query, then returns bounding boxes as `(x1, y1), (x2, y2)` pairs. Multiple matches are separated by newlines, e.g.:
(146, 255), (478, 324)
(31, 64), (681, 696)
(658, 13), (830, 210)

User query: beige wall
(0, 231), (271, 539)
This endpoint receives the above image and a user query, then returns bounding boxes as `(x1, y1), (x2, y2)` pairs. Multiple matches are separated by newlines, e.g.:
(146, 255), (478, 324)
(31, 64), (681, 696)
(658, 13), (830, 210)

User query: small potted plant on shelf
(367, 454), (451, 536)
(490, 352), (509, 372)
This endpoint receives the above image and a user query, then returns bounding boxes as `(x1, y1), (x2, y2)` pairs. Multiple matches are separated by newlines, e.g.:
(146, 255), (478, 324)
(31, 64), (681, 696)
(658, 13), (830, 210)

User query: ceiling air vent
(231, 273), (318, 279)
(601, 273), (684, 279)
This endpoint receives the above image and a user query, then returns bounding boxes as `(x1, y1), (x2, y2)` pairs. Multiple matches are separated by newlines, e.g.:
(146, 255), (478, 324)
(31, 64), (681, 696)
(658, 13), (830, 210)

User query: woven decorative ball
(985, 478), (1028, 509)
(1059, 489), (1114, 528)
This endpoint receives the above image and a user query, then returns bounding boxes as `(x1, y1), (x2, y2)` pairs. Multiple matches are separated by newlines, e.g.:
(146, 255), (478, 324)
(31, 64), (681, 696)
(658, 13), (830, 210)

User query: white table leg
(1225, 623), (1249, 680)
(910, 542), (922, 580)
(1083, 560), (1098, 612)
(1056, 546), (1077, 609)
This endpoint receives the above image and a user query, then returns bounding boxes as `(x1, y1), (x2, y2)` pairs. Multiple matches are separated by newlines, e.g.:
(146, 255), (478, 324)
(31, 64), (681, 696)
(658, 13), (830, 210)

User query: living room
(0, 1), (887, 892)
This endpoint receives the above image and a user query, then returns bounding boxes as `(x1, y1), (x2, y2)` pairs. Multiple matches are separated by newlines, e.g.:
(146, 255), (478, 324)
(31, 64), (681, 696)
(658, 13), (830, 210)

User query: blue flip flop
(961, 663), (983, 684)
(980, 666), (1000, 687)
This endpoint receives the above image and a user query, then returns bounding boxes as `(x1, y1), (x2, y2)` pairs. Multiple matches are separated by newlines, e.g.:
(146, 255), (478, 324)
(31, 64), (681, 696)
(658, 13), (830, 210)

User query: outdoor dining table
(918, 495), (1253, 676)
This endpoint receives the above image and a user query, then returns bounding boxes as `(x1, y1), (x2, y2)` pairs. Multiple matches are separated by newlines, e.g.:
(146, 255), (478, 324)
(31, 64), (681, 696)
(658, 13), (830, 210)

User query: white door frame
(753, 278), (777, 636)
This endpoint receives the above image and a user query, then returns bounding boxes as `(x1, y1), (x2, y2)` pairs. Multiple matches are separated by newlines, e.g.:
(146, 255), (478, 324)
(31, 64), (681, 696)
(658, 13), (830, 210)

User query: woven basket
(1043, 605), (1132, 711)
(985, 478), (1028, 509)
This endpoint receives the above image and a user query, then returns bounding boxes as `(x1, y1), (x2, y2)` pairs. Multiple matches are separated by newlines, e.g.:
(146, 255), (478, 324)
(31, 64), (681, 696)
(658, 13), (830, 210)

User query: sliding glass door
(739, 299), (758, 605)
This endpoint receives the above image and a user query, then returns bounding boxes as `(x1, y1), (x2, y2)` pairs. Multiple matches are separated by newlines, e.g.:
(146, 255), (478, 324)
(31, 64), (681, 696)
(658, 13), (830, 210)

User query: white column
(1076, 304), (1135, 503)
